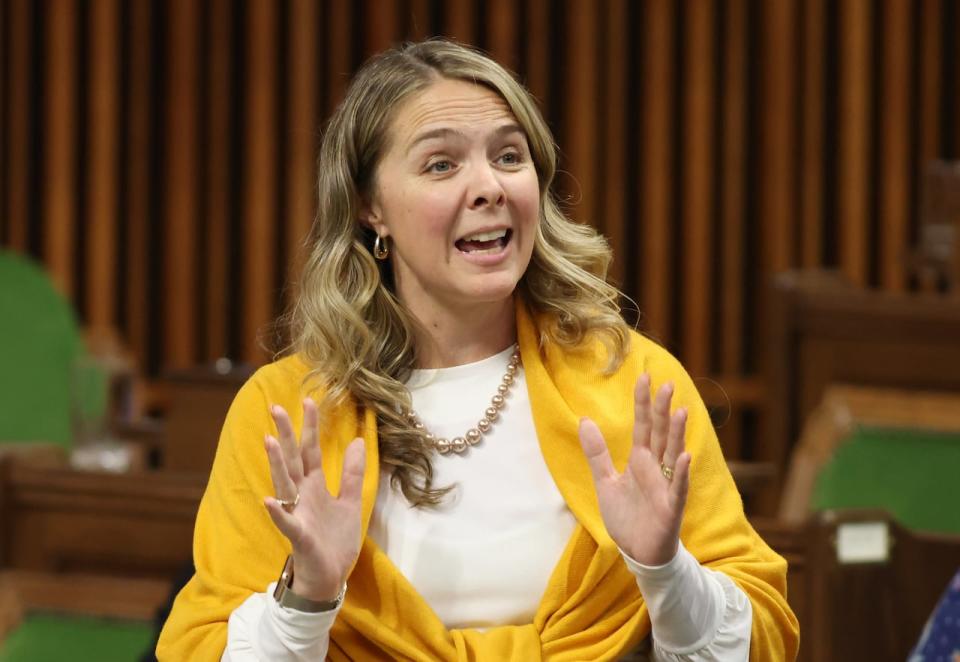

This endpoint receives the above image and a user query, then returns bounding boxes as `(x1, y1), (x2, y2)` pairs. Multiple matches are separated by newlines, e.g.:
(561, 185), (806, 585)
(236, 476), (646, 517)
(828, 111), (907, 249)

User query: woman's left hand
(578, 374), (691, 566)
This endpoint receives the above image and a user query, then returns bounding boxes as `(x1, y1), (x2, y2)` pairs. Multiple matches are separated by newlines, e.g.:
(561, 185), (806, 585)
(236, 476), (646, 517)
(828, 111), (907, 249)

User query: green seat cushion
(0, 613), (154, 662)
(812, 425), (960, 534)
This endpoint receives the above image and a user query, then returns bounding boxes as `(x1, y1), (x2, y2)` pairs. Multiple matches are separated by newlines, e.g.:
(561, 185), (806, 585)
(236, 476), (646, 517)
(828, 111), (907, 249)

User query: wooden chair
(779, 385), (960, 532)
(761, 270), (960, 514)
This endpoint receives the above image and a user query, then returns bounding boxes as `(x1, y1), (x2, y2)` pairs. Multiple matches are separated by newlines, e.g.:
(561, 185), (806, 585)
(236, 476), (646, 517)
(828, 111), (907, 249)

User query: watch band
(272, 555), (346, 613)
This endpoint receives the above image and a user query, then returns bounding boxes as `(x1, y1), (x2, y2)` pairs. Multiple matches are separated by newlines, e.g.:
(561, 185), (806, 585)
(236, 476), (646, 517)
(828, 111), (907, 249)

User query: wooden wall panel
(600, 0), (627, 288)
(285, 0), (320, 307)
(837, 0), (871, 287)
(562, 0), (598, 228)
(879, 0), (912, 292)
(122, 0), (152, 371)
(241, 0), (278, 363)
(680, 0), (715, 377)
(2, 0), (959, 465)
(202, 0), (234, 361)
(4, 0), (31, 253)
(799, 0), (825, 269)
(759, 0), (797, 281)
(163, 0), (200, 367)
(639, 0), (675, 345)
(86, 0), (119, 330)
(42, 0), (78, 297)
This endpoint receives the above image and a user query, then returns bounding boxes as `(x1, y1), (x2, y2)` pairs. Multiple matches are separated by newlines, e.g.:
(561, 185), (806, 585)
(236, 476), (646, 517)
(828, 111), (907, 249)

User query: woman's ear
(358, 201), (388, 237)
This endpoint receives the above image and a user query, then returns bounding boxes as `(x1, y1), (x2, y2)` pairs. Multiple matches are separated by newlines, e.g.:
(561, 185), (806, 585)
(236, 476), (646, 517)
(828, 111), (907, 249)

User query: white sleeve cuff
(223, 582), (339, 661)
(621, 542), (752, 658)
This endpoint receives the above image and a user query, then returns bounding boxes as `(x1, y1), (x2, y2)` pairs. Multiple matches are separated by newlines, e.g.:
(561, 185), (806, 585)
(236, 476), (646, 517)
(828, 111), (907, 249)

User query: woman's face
(365, 78), (540, 320)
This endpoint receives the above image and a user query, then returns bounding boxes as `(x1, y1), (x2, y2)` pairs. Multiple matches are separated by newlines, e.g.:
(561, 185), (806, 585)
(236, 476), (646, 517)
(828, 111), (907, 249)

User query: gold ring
(660, 462), (674, 481)
(276, 493), (299, 512)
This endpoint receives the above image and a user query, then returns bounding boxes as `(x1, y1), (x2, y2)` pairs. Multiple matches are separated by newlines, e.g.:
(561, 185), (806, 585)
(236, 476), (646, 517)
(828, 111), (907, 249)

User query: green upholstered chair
(779, 385), (960, 534)
(0, 250), (102, 451)
(0, 613), (154, 662)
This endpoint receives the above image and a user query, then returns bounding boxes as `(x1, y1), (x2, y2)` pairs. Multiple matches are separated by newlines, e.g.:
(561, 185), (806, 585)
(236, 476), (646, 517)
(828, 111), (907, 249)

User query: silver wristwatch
(272, 555), (345, 613)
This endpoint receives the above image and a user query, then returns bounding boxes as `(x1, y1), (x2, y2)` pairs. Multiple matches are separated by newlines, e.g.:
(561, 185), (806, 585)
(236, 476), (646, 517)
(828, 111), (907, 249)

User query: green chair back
(812, 425), (960, 534)
(0, 250), (83, 448)
(0, 613), (154, 662)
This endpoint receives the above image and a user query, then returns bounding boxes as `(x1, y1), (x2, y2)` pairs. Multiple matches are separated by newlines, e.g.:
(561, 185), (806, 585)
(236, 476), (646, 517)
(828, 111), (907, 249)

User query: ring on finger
(276, 493), (300, 512)
(660, 461), (675, 481)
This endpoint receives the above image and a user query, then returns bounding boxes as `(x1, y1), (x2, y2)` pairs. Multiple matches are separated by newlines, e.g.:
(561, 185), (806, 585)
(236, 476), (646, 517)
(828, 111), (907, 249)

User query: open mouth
(455, 228), (512, 255)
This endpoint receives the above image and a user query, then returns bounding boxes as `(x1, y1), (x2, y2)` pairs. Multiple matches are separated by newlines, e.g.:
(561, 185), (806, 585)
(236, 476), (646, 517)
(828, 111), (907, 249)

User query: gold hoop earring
(373, 234), (389, 260)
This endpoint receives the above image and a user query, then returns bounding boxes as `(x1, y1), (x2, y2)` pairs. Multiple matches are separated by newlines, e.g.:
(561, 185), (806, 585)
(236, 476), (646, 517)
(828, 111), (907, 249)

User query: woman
(158, 39), (798, 661)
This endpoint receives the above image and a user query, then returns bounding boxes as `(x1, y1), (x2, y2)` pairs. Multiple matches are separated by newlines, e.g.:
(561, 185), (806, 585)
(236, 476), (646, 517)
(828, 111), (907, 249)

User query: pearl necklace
(405, 346), (522, 455)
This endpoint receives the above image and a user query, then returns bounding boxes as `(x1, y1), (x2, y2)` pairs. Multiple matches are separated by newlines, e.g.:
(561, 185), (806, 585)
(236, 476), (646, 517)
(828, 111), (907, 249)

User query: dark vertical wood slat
(800, 0), (825, 268)
(5, 0), (31, 252)
(363, 0), (398, 57)
(759, 0), (796, 278)
(562, 1), (597, 226)
(43, 0), (78, 297)
(286, 0), (320, 304)
(721, 0), (747, 377)
(486, 0), (518, 74)
(163, 0), (199, 367)
(124, 0), (151, 368)
(86, 0), (119, 329)
(241, 0), (278, 363)
(954, 5), (960, 159)
(918, 1), (941, 167)
(203, 0), (232, 361)
(837, 0), (871, 286)
(524, 0), (549, 108)
(602, 0), (627, 288)
(681, 0), (715, 376)
(407, 0), (432, 41)
(0, 0), (4, 245)
(327, 0), (352, 113)
(879, 0), (911, 292)
(640, 0), (674, 342)
(442, 0), (476, 46)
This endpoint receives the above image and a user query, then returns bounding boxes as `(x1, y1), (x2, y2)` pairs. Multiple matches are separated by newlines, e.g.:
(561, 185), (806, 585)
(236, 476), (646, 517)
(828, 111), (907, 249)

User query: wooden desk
(0, 463), (203, 576)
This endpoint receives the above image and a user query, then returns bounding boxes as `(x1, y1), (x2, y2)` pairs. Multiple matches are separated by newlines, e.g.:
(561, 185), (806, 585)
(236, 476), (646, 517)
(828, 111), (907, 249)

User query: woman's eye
(497, 151), (522, 166)
(427, 160), (453, 173)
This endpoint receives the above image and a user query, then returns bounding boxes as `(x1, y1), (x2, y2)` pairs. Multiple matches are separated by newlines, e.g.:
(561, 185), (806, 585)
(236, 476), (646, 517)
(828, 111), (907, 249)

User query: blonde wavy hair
(288, 39), (630, 506)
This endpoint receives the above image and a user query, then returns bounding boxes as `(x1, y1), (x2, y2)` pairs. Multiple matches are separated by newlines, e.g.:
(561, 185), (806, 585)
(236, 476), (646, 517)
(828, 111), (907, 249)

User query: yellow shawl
(158, 303), (799, 660)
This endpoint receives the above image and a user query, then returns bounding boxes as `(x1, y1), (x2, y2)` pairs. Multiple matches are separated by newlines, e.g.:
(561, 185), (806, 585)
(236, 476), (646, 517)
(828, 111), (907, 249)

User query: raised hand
(263, 398), (366, 602)
(578, 374), (691, 567)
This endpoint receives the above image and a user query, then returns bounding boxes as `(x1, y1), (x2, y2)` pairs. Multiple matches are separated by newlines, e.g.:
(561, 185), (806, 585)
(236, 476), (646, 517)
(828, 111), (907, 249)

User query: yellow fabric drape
(158, 302), (799, 661)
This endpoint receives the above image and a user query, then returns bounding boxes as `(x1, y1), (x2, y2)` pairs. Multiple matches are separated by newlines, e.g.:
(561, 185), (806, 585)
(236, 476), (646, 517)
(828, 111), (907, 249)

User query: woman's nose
(467, 163), (506, 210)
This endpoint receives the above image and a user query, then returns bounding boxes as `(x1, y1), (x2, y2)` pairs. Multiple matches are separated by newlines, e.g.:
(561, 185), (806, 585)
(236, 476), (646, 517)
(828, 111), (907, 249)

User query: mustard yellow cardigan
(157, 304), (799, 660)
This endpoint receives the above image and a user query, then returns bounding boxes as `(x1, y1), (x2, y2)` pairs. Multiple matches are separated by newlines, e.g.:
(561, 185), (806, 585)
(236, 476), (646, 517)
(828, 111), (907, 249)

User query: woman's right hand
(263, 399), (366, 602)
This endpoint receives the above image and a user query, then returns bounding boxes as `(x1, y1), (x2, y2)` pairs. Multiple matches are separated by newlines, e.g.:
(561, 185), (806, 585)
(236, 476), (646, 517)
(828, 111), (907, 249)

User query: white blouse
(223, 347), (752, 660)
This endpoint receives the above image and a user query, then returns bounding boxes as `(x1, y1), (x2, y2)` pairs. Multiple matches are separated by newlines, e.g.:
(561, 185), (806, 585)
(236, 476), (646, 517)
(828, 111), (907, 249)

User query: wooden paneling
(86, 0), (120, 330)
(879, 0), (912, 292)
(241, 0), (278, 363)
(42, 0), (78, 297)
(837, 0), (871, 286)
(680, 0), (715, 377)
(202, 0), (234, 361)
(163, 0), (200, 367)
(2, 0), (959, 467)
(639, 0), (675, 344)
(4, 0), (32, 253)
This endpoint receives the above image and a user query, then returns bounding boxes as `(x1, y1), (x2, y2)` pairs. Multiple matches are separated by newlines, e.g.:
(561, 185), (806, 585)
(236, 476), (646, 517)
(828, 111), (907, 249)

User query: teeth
(462, 229), (507, 242)
(467, 246), (502, 255)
